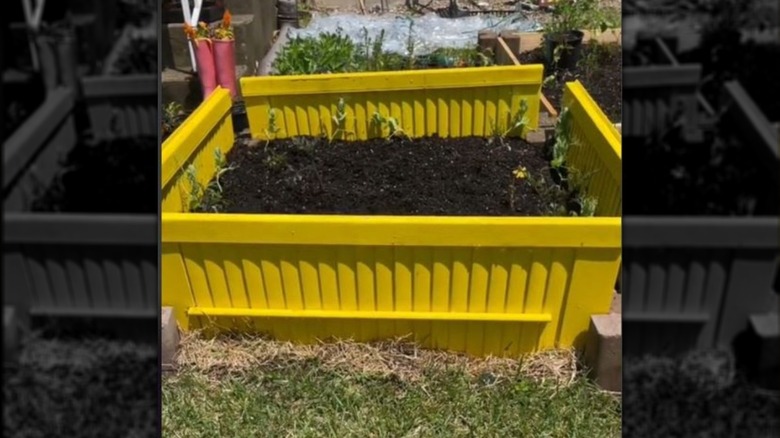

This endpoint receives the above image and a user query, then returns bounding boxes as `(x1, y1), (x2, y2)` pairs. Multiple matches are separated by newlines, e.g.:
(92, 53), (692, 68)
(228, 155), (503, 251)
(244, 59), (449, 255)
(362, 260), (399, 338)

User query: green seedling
(543, 74), (556, 89)
(329, 97), (354, 142)
(264, 108), (282, 149)
(290, 136), (317, 154)
(551, 107), (572, 169)
(503, 98), (530, 138)
(185, 148), (237, 212)
(488, 98), (531, 150)
(265, 151), (288, 170)
(372, 112), (410, 141)
(162, 101), (185, 137)
(577, 195), (598, 217)
(212, 148), (237, 193)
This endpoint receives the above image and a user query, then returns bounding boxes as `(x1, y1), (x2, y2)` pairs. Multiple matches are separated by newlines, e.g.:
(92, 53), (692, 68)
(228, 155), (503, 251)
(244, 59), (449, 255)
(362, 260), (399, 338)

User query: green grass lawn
(163, 334), (621, 437)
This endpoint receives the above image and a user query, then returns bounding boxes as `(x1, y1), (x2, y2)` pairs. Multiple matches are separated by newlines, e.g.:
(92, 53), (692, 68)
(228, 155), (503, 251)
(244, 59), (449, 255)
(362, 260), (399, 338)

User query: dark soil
(624, 112), (779, 216)
(30, 136), (157, 214)
(3, 75), (46, 142)
(215, 135), (565, 216)
(518, 42), (622, 123)
(677, 39), (780, 122)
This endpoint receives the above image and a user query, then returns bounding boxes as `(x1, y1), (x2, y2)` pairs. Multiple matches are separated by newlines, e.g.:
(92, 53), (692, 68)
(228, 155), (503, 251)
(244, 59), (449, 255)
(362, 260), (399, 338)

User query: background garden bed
(518, 42), (621, 123)
(272, 30), (494, 75)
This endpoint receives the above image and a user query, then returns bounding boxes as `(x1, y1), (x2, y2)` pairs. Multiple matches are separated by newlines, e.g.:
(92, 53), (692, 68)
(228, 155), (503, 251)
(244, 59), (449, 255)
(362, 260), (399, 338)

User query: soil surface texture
(31, 136), (157, 213)
(217, 135), (555, 216)
(624, 126), (779, 216)
(519, 42), (622, 123)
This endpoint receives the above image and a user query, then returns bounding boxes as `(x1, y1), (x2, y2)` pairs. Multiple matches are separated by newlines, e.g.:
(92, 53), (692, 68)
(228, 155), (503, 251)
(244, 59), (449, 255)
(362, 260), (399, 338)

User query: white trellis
(180, 0), (204, 72)
(21, 0), (46, 70)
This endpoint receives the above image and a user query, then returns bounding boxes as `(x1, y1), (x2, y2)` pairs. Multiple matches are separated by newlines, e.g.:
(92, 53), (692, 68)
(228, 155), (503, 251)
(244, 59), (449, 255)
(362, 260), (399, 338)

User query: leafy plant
(504, 99), (531, 138)
(162, 101), (186, 139)
(488, 98), (531, 149)
(263, 108), (282, 149)
(273, 30), (360, 75)
(551, 107), (572, 169)
(371, 112), (410, 141)
(543, 0), (616, 67)
(509, 106), (599, 217)
(329, 97), (353, 142)
(545, 0), (614, 36)
(185, 148), (236, 212)
(265, 151), (288, 171)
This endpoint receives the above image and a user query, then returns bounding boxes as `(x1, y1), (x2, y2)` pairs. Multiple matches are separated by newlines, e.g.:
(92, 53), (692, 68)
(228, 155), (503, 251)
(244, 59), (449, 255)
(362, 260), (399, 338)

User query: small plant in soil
(162, 101), (186, 141)
(488, 98), (531, 150)
(329, 97), (354, 142)
(185, 148), (237, 213)
(371, 112), (411, 141)
(263, 108), (283, 148)
(197, 108), (599, 217)
(527, 107), (599, 217)
(31, 136), (157, 213)
(518, 42), (622, 123)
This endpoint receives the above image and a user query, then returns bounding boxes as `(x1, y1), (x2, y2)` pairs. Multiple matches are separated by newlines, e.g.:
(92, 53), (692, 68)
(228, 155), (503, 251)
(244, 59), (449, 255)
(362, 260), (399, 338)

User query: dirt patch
(518, 41), (622, 122)
(214, 135), (566, 216)
(30, 136), (158, 214)
(623, 125), (779, 216)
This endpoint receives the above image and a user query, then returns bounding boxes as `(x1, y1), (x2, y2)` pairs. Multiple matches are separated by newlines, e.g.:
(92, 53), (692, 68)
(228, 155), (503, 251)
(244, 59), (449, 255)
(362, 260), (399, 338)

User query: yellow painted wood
(563, 81), (622, 217)
(161, 71), (622, 357)
(161, 88), (234, 213)
(242, 66), (543, 141)
(188, 306), (553, 322)
(162, 213), (620, 248)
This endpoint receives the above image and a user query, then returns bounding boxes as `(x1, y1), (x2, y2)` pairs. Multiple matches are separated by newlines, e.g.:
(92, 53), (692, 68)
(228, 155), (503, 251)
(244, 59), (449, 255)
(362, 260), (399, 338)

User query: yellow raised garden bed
(162, 66), (621, 356)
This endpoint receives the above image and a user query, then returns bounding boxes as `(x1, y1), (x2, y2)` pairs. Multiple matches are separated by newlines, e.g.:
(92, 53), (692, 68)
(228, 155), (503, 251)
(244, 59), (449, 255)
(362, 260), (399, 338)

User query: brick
(161, 307), (180, 371)
(583, 313), (622, 392)
(749, 312), (779, 371)
(610, 292), (621, 314)
(4, 307), (18, 364)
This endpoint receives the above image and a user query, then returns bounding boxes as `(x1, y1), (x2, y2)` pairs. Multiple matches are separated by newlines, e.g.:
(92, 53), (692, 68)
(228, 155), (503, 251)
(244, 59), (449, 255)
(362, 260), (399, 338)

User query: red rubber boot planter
(194, 39), (218, 99)
(214, 39), (237, 98)
(213, 9), (237, 99)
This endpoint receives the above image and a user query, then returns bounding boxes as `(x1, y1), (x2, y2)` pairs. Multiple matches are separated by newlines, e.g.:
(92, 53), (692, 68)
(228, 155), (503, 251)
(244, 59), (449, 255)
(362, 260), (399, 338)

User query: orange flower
(183, 23), (196, 40)
(222, 9), (232, 28)
(214, 9), (234, 40)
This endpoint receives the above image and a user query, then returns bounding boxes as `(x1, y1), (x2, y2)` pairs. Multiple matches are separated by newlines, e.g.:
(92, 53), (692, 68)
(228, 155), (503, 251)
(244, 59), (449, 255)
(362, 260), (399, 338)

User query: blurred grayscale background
(621, 0), (780, 436)
(2, 0), (158, 436)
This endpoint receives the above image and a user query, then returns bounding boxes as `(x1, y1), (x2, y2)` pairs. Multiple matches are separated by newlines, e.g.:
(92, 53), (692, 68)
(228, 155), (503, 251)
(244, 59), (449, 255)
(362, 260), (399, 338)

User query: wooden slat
(189, 306), (553, 323)
(722, 81), (779, 167)
(623, 217), (779, 248)
(496, 37), (558, 118)
(516, 29), (622, 53)
(4, 213), (157, 245)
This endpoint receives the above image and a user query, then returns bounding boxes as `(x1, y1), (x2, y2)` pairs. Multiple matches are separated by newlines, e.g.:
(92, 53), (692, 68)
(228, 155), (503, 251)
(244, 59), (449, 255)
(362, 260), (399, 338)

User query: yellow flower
(513, 166), (528, 180)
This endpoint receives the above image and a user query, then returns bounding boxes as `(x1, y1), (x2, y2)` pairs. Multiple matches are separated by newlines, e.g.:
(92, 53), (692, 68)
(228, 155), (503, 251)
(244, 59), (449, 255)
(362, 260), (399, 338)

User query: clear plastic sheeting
(286, 13), (543, 56)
